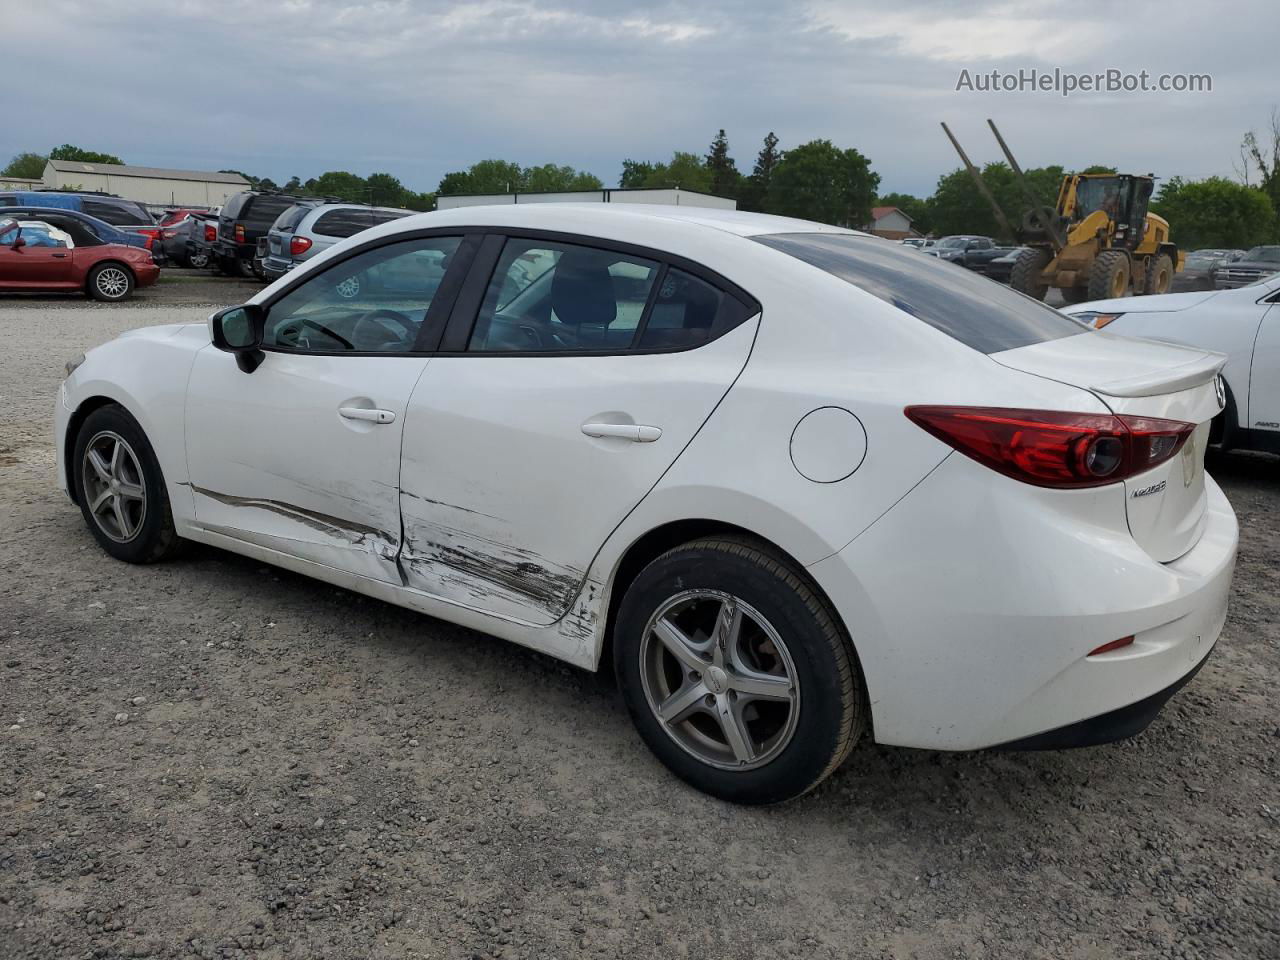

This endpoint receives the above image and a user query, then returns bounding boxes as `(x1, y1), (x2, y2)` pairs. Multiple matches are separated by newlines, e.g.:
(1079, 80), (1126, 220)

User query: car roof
(398, 203), (861, 240)
(0, 205), (119, 227)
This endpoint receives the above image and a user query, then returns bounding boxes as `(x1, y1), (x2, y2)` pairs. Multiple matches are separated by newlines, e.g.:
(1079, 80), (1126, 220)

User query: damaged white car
(56, 205), (1237, 804)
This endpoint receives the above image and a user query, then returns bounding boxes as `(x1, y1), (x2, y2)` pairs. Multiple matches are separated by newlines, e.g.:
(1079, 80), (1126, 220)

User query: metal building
(41, 160), (250, 207)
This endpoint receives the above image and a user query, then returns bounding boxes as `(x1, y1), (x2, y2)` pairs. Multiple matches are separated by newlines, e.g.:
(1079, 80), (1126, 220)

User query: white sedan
(55, 205), (1237, 804)
(1065, 276), (1280, 455)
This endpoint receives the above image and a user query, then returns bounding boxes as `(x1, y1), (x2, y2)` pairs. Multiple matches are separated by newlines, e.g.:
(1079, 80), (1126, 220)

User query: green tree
(876, 191), (931, 234)
(1080, 165), (1118, 174)
(436, 170), (473, 195)
(641, 151), (714, 193)
(308, 170), (369, 201)
(1242, 108), (1280, 221)
(704, 129), (741, 199)
(49, 144), (124, 165)
(738, 132), (781, 213)
(926, 162), (1065, 240)
(1151, 176), (1276, 248)
(282, 175), (303, 192)
(2, 152), (47, 179)
(522, 163), (603, 192)
(765, 139), (879, 227)
(619, 159), (655, 188)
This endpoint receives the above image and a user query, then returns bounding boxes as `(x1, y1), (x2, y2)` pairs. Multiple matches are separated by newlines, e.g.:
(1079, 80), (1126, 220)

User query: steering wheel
(280, 317), (354, 350)
(352, 309), (417, 351)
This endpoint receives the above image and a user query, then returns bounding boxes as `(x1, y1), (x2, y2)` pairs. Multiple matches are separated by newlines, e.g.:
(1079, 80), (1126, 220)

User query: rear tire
(87, 263), (135, 302)
(1010, 248), (1052, 300)
(1088, 250), (1131, 301)
(614, 537), (865, 805)
(187, 251), (210, 269)
(236, 257), (257, 279)
(1059, 286), (1089, 304)
(72, 404), (181, 563)
(1145, 253), (1174, 296)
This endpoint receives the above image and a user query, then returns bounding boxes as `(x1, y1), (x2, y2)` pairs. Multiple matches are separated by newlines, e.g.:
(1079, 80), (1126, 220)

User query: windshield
(754, 232), (1087, 354)
(1241, 246), (1280, 263)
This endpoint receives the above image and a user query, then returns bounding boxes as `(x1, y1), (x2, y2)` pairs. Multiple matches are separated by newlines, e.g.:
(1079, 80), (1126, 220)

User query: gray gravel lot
(1, 281), (1278, 960)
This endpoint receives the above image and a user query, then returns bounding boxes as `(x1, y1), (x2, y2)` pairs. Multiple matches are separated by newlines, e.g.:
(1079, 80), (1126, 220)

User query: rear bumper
(135, 263), (161, 287)
(261, 255), (294, 278)
(808, 453), (1238, 750)
(995, 646), (1212, 749)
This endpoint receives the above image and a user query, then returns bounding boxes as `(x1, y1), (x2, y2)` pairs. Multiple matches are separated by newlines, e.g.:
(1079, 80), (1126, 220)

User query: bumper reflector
(1089, 636), (1135, 657)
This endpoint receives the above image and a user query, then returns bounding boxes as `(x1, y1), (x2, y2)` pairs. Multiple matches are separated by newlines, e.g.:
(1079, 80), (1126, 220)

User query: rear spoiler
(1090, 350), (1226, 398)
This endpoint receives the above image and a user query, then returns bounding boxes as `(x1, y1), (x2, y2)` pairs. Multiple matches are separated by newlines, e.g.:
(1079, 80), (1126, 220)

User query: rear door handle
(582, 422), (662, 442)
(339, 406), (396, 424)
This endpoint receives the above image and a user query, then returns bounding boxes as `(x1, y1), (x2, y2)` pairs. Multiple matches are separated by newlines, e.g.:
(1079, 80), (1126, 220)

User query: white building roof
(45, 159), (250, 185)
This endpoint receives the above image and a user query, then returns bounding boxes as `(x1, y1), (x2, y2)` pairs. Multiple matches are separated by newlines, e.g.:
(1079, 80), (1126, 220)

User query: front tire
(1145, 253), (1174, 296)
(1010, 247), (1052, 300)
(614, 537), (865, 804)
(87, 263), (135, 302)
(72, 405), (181, 563)
(1088, 250), (1131, 301)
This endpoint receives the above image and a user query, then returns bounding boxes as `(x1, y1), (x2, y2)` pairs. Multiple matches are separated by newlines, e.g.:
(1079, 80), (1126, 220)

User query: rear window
(243, 196), (297, 228)
(83, 198), (152, 226)
(753, 233), (1086, 354)
(312, 207), (410, 238)
(272, 204), (313, 233)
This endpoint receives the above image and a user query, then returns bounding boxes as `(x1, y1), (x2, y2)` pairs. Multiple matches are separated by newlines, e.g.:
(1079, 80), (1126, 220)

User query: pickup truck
(924, 235), (1015, 272)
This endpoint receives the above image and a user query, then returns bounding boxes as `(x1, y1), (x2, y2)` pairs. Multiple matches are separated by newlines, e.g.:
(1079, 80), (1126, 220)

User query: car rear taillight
(234, 223), (245, 243)
(289, 235), (312, 256)
(904, 406), (1195, 489)
(204, 225), (216, 242)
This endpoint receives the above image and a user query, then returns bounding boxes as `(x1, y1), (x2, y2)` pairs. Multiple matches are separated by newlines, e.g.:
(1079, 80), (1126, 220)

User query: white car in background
(1067, 274), (1280, 455)
(55, 205), (1237, 804)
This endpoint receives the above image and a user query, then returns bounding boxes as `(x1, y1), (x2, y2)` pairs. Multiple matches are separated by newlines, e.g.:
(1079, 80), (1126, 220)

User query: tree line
(6, 114), (1279, 248)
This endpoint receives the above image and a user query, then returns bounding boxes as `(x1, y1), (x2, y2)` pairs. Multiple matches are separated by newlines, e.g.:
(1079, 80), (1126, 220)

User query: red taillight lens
(204, 225), (216, 242)
(234, 223), (245, 243)
(289, 235), (312, 256)
(1089, 636), (1135, 656)
(904, 406), (1194, 488)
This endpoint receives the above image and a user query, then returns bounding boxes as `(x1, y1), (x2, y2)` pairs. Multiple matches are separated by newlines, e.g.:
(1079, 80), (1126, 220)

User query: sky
(7, 0), (1278, 198)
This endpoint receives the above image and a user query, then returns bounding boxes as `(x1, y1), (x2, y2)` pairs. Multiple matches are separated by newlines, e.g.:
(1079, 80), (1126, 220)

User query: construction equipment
(941, 120), (1182, 303)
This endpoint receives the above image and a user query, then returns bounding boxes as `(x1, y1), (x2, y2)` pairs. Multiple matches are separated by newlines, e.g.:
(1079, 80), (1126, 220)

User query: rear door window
(754, 232), (1086, 354)
(272, 204), (313, 233)
(83, 199), (151, 225)
(313, 208), (410, 239)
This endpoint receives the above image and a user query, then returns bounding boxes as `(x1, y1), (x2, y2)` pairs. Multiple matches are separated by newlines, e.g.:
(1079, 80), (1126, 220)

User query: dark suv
(212, 192), (307, 278)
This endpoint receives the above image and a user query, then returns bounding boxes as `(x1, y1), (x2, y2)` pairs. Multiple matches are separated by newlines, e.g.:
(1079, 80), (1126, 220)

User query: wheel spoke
(109, 438), (123, 478)
(714, 695), (755, 764)
(657, 680), (709, 725)
(116, 481), (144, 502)
(87, 448), (112, 483)
(709, 599), (742, 668)
(652, 617), (710, 672)
(111, 497), (131, 538)
(89, 488), (113, 514)
(730, 669), (793, 703)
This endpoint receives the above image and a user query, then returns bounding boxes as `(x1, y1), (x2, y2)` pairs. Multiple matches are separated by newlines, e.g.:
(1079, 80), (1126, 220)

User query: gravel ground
(1, 285), (1278, 960)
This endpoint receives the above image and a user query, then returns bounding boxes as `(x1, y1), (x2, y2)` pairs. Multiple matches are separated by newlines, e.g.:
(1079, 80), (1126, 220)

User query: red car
(0, 216), (159, 301)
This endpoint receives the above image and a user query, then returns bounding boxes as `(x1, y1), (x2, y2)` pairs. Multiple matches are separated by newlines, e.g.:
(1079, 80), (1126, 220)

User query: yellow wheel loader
(941, 120), (1183, 303)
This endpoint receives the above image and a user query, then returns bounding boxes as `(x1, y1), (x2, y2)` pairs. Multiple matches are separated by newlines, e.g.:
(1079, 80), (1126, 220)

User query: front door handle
(339, 406), (396, 424)
(52, 252), (68, 258)
(582, 422), (662, 442)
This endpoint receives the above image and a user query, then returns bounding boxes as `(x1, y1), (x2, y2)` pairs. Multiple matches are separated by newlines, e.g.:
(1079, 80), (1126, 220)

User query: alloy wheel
(96, 267), (130, 299)
(81, 431), (147, 543)
(639, 590), (800, 771)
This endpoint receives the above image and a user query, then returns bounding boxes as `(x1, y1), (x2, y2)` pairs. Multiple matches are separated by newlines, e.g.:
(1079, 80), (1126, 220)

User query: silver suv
(262, 202), (414, 280)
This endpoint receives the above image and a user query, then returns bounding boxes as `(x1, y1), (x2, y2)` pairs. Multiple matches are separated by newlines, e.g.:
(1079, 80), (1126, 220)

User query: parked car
(183, 211), (221, 269)
(0, 216), (158, 301)
(924, 235), (1012, 270)
(212, 192), (307, 279)
(0, 205), (154, 254)
(1212, 245), (1280, 289)
(0, 191), (165, 264)
(900, 237), (928, 249)
(156, 208), (211, 228)
(160, 215), (211, 268)
(1174, 249), (1245, 292)
(1065, 274), (1280, 455)
(262, 202), (415, 281)
(982, 245), (1029, 284)
(55, 205), (1235, 804)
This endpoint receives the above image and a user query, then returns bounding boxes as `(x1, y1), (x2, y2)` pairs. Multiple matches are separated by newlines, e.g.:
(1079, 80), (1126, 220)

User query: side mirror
(210, 304), (267, 373)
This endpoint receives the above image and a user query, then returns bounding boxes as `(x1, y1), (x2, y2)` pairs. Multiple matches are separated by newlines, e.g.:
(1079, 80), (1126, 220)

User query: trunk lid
(993, 330), (1227, 563)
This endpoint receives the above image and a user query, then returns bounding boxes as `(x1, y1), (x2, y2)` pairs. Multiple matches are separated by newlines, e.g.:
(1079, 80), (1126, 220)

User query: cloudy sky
(9, 1), (1277, 197)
